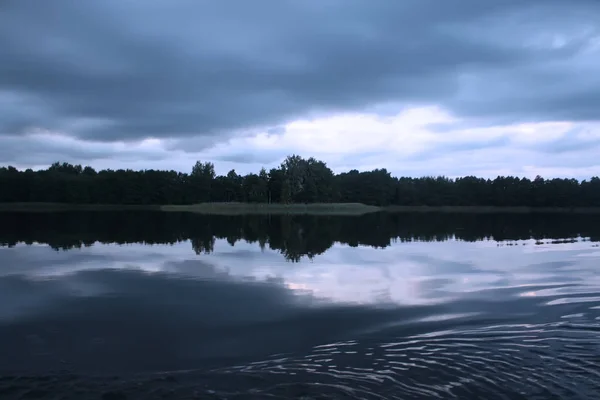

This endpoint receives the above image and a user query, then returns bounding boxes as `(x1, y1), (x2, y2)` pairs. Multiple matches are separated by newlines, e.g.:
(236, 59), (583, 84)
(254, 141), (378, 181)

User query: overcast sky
(1, 0), (599, 178)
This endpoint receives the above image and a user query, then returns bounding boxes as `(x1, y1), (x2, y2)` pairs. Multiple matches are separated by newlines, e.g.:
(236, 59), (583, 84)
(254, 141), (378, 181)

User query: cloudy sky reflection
(2, 238), (599, 309)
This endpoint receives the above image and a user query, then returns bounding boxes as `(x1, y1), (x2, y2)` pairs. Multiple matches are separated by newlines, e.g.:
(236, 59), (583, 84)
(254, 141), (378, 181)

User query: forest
(1, 155), (599, 207)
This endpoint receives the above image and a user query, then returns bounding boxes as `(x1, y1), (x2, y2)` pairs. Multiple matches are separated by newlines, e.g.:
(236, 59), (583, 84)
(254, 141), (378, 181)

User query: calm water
(1, 211), (600, 399)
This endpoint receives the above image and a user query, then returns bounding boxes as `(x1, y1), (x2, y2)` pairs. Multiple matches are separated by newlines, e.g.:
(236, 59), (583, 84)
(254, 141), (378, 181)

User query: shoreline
(1, 202), (600, 215)
(382, 205), (600, 214)
(161, 202), (381, 215)
(0, 202), (379, 215)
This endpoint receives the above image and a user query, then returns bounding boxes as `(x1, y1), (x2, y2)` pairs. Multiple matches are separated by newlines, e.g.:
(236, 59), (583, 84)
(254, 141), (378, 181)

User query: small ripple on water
(3, 287), (600, 399)
(1, 323), (600, 400)
(210, 315), (600, 400)
(3, 316), (599, 400)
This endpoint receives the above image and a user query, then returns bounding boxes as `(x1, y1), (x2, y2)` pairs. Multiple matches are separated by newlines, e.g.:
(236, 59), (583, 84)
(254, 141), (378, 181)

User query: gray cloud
(536, 127), (600, 154)
(411, 136), (513, 161)
(0, 133), (170, 165)
(211, 149), (285, 166)
(1, 0), (599, 149)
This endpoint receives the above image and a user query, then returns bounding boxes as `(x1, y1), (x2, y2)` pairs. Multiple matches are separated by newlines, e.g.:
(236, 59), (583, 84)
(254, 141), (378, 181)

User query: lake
(1, 211), (600, 399)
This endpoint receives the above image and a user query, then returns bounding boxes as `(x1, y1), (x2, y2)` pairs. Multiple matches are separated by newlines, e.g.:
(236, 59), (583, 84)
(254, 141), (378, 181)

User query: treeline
(1, 155), (600, 207)
(1, 212), (599, 261)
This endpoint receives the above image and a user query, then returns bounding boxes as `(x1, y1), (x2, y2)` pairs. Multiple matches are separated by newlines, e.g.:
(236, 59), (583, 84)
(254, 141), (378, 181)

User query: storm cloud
(1, 0), (599, 176)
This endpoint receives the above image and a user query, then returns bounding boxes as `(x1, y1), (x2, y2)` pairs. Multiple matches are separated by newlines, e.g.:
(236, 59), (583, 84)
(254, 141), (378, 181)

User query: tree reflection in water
(0, 211), (599, 262)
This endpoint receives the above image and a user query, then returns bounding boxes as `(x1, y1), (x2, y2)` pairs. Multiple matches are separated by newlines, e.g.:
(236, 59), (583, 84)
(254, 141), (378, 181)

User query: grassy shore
(160, 202), (381, 215)
(1, 202), (600, 215)
(0, 202), (380, 215)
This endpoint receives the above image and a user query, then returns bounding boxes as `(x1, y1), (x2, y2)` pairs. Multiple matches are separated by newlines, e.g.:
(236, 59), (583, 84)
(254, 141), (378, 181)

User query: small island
(1, 155), (599, 215)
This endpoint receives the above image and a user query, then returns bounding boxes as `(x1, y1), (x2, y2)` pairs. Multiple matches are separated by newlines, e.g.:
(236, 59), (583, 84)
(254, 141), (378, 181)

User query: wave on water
(3, 311), (599, 400)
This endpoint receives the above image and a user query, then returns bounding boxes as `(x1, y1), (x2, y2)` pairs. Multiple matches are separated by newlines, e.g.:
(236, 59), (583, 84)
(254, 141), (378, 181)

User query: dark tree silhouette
(1, 155), (599, 207)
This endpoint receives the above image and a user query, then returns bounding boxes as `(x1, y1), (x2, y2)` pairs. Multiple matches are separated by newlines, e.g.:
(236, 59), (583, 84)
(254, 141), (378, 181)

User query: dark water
(1, 212), (600, 399)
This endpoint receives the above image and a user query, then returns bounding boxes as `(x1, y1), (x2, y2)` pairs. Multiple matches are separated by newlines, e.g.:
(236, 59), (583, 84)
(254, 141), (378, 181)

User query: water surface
(1, 211), (600, 399)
